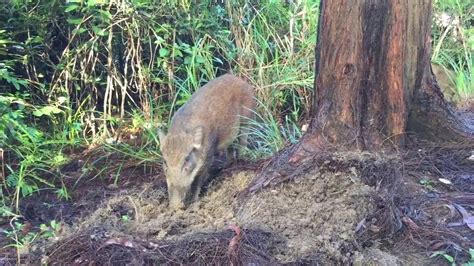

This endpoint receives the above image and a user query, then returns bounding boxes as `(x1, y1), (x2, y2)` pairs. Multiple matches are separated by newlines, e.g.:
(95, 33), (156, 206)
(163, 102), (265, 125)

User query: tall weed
(432, 0), (473, 102)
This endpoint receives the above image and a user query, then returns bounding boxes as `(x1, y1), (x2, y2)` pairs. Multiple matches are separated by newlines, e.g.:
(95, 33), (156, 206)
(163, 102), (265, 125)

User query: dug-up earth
(11, 147), (473, 265)
(26, 153), (389, 265)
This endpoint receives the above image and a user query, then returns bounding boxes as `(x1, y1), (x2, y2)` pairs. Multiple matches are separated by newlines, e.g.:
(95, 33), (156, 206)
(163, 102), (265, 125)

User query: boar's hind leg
(212, 150), (228, 170)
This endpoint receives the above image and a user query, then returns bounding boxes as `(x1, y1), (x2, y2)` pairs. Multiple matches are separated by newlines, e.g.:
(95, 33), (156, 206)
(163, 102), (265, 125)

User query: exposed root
(408, 73), (474, 143)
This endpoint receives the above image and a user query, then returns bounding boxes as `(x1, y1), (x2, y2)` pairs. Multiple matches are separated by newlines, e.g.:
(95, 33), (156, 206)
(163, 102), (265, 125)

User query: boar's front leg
(190, 170), (209, 203)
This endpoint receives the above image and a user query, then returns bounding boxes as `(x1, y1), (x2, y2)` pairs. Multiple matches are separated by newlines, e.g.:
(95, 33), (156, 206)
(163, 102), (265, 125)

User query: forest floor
(1, 111), (473, 265)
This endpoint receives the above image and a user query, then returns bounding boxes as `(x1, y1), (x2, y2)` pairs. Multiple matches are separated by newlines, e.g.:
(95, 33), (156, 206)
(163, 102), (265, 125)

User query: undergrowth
(0, 0), (317, 207)
(431, 0), (473, 104)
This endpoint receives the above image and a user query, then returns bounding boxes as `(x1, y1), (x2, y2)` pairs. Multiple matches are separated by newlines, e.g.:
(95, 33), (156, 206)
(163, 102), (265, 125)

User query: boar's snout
(168, 185), (188, 210)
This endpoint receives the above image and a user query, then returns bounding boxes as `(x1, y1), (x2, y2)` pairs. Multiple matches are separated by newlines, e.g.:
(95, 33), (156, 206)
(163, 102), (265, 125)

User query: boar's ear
(193, 126), (204, 149)
(158, 128), (166, 147)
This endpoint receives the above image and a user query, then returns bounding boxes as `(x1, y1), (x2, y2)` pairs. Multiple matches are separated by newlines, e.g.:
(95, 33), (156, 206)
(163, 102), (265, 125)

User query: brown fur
(159, 74), (256, 209)
(432, 63), (457, 102)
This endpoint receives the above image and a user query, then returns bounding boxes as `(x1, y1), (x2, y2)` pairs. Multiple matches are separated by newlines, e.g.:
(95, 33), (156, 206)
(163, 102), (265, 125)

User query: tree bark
(246, 0), (473, 192)
(408, 64), (473, 143)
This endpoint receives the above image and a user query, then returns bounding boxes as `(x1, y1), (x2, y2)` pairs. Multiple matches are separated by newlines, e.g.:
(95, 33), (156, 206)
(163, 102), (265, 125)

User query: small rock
(438, 178), (452, 185)
(107, 183), (119, 190)
(468, 152), (474, 161)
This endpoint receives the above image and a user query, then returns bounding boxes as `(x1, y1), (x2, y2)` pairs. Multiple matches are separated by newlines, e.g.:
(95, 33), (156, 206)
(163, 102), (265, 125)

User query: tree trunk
(289, 0), (472, 161)
(246, 0), (473, 192)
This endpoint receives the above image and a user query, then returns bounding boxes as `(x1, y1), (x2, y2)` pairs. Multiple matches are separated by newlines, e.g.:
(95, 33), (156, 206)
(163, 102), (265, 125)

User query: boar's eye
(182, 152), (196, 173)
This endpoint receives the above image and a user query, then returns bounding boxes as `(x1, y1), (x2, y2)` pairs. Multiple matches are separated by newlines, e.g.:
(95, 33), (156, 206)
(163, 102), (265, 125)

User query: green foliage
(432, 0), (473, 101)
(419, 177), (435, 190)
(431, 250), (456, 266)
(0, 30), (28, 91)
(121, 215), (130, 222)
(0, 94), (74, 209)
(240, 99), (302, 160)
(465, 249), (474, 266)
(431, 248), (474, 266)
(39, 220), (61, 239)
(227, 0), (318, 119)
(1, 205), (61, 261)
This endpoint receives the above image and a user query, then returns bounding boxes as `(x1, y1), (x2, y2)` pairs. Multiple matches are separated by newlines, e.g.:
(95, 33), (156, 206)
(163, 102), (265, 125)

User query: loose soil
(37, 159), (376, 264)
(1, 142), (473, 265)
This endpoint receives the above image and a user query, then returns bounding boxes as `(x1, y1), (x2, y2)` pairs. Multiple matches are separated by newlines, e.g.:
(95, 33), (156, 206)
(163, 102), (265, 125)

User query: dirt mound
(37, 155), (376, 264)
(69, 172), (252, 239)
(237, 170), (375, 262)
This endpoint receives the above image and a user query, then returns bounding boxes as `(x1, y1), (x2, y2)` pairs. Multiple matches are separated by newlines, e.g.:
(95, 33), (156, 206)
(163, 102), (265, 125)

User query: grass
(239, 99), (302, 160)
(431, 0), (473, 103)
(434, 51), (473, 102)
(226, 0), (317, 119)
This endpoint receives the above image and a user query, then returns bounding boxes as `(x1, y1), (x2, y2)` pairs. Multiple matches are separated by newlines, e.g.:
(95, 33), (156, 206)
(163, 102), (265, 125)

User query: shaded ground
(27, 157), (376, 264)
(0, 115), (473, 265)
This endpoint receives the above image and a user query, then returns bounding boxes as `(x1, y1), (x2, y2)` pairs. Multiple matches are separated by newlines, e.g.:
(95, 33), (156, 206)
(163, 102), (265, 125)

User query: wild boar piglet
(158, 74), (256, 209)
